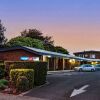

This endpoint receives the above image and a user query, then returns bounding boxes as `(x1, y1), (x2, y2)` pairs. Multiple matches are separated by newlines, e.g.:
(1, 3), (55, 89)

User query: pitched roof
(0, 46), (100, 61)
(0, 46), (71, 58)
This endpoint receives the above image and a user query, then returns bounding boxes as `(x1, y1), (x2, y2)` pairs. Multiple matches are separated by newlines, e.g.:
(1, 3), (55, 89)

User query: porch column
(56, 58), (58, 70)
(63, 58), (65, 70)
(43, 55), (47, 61)
(43, 55), (49, 70)
(47, 58), (49, 70)
(54, 57), (56, 71)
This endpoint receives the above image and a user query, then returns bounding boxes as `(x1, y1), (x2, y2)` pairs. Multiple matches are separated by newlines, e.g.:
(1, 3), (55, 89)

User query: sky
(0, 0), (100, 53)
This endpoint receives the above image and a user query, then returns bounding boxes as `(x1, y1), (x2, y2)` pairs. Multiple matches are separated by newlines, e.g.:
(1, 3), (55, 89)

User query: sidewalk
(48, 70), (74, 75)
(0, 93), (48, 100)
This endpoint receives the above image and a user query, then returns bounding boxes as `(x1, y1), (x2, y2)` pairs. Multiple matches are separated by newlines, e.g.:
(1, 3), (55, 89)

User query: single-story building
(0, 46), (100, 70)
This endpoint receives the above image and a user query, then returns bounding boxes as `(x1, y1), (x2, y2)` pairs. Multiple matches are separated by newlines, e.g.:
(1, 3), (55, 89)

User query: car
(74, 64), (95, 72)
(94, 64), (100, 71)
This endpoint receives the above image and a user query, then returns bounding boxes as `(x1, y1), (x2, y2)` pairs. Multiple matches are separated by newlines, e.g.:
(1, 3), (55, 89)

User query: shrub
(33, 62), (47, 85)
(16, 76), (29, 92)
(5, 61), (47, 86)
(0, 64), (5, 70)
(0, 61), (4, 64)
(0, 84), (6, 90)
(0, 79), (8, 86)
(10, 69), (34, 89)
(0, 79), (8, 90)
(0, 67), (5, 79)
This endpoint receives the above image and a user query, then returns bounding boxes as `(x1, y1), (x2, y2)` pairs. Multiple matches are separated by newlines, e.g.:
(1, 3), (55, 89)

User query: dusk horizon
(0, 0), (100, 53)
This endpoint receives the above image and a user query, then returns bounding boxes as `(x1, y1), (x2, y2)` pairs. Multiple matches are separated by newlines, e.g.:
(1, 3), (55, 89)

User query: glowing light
(47, 55), (52, 58)
(91, 61), (98, 65)
(69, 59), (76, 64)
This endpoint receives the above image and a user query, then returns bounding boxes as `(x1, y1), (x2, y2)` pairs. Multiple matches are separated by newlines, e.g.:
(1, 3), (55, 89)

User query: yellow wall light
(91, 61), (98, 65)
(69, 59), (76, 64)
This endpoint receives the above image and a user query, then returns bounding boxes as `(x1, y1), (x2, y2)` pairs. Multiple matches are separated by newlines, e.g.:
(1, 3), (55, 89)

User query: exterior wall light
(69, 59), (76, 64)
(91, 61), (98, 65)
(47, 55), (52, 58)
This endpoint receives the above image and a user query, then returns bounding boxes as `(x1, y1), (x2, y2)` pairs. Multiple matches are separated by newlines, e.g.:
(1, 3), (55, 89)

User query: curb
(19, 81), (50, 96)
(48, 70), (74, 75)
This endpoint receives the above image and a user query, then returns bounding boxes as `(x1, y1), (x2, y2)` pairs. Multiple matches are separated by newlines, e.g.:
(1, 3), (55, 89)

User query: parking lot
(23, 71), (100, 100)
(0, 71), (100, 100)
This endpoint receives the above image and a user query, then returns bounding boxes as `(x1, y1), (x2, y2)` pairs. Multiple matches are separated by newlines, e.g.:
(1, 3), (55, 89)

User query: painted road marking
(70, 85), (89, 97)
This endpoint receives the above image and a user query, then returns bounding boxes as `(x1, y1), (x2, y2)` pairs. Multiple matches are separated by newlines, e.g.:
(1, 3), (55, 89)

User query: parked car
(74, 64), (95, 72)
(94, 64), (100, 71)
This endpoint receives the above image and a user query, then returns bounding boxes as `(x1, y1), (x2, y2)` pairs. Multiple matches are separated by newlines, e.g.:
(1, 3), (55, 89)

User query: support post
(54, 57), (56, 71)
(63, 58), (65, 70)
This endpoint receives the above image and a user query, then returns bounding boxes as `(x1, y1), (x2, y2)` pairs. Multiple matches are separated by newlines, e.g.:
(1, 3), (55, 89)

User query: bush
(5, 61), (47, 86)
(0, 64), (5, 70)
(0, 79), (8, 90)
(0, 68), (5, 79)
(0, 61), (4, 64)
(16, 76), (29, 92)
(0, 84), (6, 90)
(33, 62), (47, 85)
(0, 79), (8, 86)
(10, 69), (34, 89)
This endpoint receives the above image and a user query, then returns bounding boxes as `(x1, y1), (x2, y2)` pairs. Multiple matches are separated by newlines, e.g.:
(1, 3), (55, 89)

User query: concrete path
(48, 70), (74, 75)
(0, 93), (48, 100)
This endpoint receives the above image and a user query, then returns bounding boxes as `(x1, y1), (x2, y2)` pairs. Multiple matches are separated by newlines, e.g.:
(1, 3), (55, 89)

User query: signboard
(20, 57), (29, 61)
(20, 56), (39, 61)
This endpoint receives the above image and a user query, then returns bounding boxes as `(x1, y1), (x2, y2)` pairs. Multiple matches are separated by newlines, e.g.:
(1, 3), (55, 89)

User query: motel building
(0, 46), (100, 71)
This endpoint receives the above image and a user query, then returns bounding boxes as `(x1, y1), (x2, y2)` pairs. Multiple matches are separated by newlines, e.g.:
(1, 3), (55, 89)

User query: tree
(6, 37), (44, 49)
(21, 29), (54, 50)
(21, 29), (54, 45)
(44, 43), (56, 52)
(55, 46), (69, 54)
(0, 20), (7, 47)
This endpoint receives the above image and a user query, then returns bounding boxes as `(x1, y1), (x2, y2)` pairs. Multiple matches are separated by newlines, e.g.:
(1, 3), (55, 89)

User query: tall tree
(6, 37), (44, 49)
(0, 20), (7, 47)
(55, 46), (69, 54)
(21, 29), (54, 48)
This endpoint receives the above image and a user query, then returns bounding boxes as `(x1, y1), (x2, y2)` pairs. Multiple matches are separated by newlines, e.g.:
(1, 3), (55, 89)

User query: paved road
(24, 71), (100, 100)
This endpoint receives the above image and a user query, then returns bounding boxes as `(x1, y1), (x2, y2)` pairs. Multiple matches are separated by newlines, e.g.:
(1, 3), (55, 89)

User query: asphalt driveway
(24, 71), (100, 100)
(0, 71), (100, 100)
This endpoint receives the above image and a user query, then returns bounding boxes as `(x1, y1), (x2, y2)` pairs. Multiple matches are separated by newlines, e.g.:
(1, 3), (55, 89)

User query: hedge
(10, 69), (34, 90)
(0, 64), (5, 70)
(16, 76), (29, 92)
(0, 61), (4, 64)
(5, 61), (47, 86)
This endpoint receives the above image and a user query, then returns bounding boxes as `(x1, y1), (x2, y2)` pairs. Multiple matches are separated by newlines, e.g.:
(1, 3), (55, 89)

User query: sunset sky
(0, 0), (100, 53)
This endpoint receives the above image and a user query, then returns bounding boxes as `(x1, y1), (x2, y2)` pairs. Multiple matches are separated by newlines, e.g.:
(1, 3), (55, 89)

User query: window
(90, 54), (96, 58)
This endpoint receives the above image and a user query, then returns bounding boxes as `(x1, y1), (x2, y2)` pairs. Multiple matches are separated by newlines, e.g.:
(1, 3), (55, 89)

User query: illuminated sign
(33, 57), (39, 61)
(20, 56), (39, 61)
(20, 57), (29, 60)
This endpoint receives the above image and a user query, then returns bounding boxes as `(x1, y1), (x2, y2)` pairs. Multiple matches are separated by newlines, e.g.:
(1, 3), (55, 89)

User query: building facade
(74, 51), (100, 59)
(0, 46), (77, 71)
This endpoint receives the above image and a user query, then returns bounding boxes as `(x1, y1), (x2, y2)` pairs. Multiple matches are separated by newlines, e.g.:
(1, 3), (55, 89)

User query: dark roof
(74, 50), (100, 54)
(0, 46), (71, 58)
(0, 46), (100, 61)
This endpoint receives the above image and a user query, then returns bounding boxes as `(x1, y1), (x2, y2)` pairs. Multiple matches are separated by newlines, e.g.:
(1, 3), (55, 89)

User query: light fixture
(47, 55), (52, 58)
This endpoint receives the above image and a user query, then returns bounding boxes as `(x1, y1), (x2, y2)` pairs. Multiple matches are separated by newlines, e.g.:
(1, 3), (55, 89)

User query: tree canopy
(6, 28), (69, 54)
(6, 37), (44, 49)
(55, 46), (69, 54)
(21, 29), (54, 45)
(21, 29), (55, 51)
(0, 20), (7, 47)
